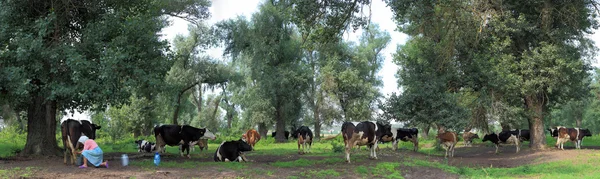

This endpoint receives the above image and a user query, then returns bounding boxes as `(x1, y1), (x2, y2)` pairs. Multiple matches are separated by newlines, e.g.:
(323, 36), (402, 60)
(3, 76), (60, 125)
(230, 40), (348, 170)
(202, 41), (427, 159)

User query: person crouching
(77, 135), (109, 168)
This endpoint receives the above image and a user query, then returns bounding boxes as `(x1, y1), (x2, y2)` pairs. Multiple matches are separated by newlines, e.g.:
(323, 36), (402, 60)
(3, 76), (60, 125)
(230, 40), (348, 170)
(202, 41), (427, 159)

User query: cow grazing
(271, 131), (290, 140)
(135, 140), (155, 153)
(389, 128), (419, 151)
(60, 119), (101, 165)
(342, 121), (393, 163)
(154, 125), (216, 158)
(214, 139), (253, 162)
(436, 131), (458, 158)
(552, 127), (592, 150)
(462, 132), (479, 147)
(481, 130), (524, 153)
(292, 126), (313, 154)
(242, 129), (260, 150)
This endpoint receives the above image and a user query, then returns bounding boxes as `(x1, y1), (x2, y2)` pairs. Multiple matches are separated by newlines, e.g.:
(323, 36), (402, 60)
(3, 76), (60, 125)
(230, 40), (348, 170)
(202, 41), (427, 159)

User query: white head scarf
(78, 135), (89, 144)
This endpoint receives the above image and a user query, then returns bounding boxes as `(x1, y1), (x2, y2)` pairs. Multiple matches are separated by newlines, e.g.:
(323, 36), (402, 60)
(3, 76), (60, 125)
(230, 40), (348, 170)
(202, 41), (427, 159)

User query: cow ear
(95, 125), (102, 130)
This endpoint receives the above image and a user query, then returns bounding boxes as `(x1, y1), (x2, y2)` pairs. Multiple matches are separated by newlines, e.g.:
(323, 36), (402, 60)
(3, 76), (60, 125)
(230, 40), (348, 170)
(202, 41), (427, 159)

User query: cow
(60, 118), (101, 165)
(462, 132), (479, 147)
(271, 131), (290, 140)
(214, 139), (253, 162)
(179, 138), (209, 153)
(341, 121), (393, 163)
(388, 127), (419, 151)
(551, 126), (592, 150)
(154, 125), (216, 158)
(292, 126), (313, 154)
(135, 140), (155, 153)
(436, 131), (458, 158)
(481, 130), (524, 153)
(242, 129), (260, 150)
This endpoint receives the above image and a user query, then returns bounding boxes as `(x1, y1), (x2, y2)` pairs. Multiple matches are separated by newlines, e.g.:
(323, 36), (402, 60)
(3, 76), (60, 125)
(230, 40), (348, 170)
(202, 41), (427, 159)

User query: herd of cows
(59, 118), (595, 166)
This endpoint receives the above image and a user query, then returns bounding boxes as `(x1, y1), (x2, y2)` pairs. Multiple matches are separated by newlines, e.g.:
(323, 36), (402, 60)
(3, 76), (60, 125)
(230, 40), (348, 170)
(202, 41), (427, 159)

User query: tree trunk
(421, 124), (431, 139)
(576, 118), (582, 128)
(172, 82), (199, 125)
(16, 110), (24, 133)
(211, 96), (221, 121)
(258, 122), (268, 140)
(21, 96), (61, 156)
(313, 98), (321, 141)
(525, 94), (546, 150)
(275, 105), (286, 143)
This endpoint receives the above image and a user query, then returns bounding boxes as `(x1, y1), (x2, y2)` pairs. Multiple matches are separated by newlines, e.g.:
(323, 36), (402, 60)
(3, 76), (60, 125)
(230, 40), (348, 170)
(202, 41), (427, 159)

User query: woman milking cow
(77, 135), (109, 168)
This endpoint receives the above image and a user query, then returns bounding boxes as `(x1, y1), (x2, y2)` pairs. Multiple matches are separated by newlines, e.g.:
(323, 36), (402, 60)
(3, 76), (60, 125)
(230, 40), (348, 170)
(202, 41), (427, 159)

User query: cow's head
(547, 127), (559, 137)
(472, 133), (480, 139)
(581, 129), (593, 137)
(198, 128), (216, 140)
(375, 121), (393, 140)
(80, 120), (101, 139)
(238, 139), (253, 152)
(482, 133), (498, 143)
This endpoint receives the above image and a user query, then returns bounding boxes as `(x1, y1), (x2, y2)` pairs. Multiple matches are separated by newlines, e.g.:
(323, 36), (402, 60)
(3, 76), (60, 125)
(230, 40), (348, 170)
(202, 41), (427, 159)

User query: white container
(121, 154), (129, 166)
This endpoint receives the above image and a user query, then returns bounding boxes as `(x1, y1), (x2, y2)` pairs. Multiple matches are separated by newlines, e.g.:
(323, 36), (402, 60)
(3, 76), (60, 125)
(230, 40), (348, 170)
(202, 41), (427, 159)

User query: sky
(60, 0), (600, 122)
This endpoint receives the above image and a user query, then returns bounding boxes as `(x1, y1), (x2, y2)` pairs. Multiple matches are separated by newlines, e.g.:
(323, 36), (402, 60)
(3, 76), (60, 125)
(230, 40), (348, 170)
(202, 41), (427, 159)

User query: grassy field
(2, 129), (600, 178)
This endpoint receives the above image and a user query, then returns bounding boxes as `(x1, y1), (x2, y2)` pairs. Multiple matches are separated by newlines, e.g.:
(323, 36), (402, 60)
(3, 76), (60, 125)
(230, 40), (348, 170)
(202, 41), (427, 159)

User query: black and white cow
(292, 126), (313, 154)
(341, 121), (393, 163)
(135, 140), (155, 153)
(214, 139), (253, 162)
(388, 128), (419, 151)
(549, 126), (592, 149)
(61, 118), (101, 165)
(482, 129), (527, 153)
(154, 125), (216, 158)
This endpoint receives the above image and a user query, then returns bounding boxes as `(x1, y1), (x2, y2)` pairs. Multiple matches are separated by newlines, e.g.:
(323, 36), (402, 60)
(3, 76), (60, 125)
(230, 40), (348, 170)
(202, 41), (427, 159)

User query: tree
(0, 0), (211, 156)
(385, 0), (598, 149)
(217, 2), (309, 142)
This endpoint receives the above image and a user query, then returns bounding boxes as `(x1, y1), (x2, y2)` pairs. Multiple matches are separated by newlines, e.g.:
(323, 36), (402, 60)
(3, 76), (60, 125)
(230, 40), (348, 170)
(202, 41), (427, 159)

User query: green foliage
(329, 140), (344, 153)
(0, 125), (26, 157)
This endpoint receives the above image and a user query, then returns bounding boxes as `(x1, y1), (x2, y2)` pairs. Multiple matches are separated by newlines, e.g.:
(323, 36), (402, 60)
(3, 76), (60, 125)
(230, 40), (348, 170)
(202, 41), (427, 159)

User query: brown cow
(554, 127), (593, 150)
(462, 132), (479, 147)
(436, 131), (458, 158)
(242, 129), (260, 150)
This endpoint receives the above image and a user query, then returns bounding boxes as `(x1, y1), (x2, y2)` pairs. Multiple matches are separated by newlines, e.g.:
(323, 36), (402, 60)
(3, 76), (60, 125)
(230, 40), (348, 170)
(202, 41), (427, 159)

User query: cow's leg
(373, 142), (379, 160)
(443, 144), (449, 158)
(515, 139), (520, 153)
(345, 139), (354, 163)
(494, 144), (499, 154)
(451, 142), (456, 157)
(392, 140), (398, 151)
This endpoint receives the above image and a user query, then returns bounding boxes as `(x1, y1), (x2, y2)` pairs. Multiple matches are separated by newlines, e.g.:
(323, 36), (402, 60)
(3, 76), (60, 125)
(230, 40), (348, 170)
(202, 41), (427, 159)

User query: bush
(0, 125), (26, 157)
(330, 140), (344, 153)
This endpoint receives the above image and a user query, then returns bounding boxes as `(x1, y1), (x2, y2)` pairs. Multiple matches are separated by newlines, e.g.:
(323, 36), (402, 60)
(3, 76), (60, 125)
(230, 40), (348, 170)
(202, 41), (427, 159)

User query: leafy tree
(385, 0), (597, 149)
(217, 2), (309, 142)
(0, 0), (211, 155)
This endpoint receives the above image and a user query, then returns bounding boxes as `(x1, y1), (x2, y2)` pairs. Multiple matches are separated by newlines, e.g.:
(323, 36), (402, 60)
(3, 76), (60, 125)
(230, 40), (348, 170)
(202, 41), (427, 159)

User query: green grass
(130, 159), (247, 170)
(0, 167), (35, 178)
(270, 158), (346, 168)
(300, 169), (340, 178)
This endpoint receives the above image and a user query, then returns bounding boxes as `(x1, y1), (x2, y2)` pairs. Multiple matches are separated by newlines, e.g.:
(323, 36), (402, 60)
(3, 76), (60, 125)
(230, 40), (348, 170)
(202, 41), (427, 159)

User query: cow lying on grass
(135, 140), (155, 153)
(214, 139), (253, 162)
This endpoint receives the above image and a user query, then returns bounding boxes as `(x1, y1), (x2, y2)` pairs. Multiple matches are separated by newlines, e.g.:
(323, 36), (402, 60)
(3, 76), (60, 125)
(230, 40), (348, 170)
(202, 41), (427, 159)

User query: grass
(0, 167), (35, 178)
(4, 129), (600, 178)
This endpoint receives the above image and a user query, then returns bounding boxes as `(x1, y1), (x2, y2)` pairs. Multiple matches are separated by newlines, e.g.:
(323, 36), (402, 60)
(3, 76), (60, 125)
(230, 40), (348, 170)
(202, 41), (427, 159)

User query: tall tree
(218, 2), (309, 142)
(0, 0), (211, 155)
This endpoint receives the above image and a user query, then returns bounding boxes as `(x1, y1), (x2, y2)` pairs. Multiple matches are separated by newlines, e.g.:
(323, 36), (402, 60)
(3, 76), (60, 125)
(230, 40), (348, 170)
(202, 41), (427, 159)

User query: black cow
(135, 140), (155, 153)
(389, 128), (419, 151)
(154, 125), (216, 158)
(341, 121), (393, 163)
(214, 139), (253, 162)
(271, 131), (290, 140)
(292, 126), (313, 154)
(482, 129), (527, 153)
(61, 119), (101, 165)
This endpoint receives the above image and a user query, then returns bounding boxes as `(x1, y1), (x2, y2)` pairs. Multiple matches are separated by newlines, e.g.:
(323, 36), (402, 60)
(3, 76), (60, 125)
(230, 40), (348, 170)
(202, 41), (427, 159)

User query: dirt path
(1, 145), (597, 179)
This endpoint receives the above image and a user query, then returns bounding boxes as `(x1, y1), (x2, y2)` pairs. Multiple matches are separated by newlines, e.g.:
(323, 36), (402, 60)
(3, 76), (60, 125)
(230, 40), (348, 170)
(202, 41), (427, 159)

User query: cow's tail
(322, 133), (341, 141)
